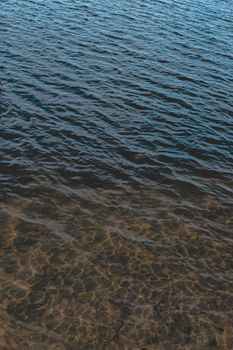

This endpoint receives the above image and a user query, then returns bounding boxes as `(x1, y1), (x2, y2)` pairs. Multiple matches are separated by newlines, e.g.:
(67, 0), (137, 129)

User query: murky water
(1, 0), (233, 349)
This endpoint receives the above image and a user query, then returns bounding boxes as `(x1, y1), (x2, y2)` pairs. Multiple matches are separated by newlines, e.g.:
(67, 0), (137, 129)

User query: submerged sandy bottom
(0, 186), (232, 349)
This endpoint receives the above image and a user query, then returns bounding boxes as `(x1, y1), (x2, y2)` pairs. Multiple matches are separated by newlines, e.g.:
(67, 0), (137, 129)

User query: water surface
(0, 0), (233, 349)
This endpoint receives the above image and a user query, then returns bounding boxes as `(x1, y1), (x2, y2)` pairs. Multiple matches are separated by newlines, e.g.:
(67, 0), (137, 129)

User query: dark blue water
(0, 0), (233, 349)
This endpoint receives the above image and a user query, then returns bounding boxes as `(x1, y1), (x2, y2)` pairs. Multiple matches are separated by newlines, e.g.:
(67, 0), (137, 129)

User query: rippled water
(1, 0), (233, 349)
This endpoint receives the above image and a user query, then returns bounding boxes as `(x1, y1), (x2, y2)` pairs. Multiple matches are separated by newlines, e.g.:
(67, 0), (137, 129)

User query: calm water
(1, 0), (233, 349)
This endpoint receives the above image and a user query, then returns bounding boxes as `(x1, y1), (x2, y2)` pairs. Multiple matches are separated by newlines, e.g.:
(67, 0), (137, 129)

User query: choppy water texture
(1, 0), (233, 349)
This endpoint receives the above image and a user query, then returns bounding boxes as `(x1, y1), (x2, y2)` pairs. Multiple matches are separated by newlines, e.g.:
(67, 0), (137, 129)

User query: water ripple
(1, 0), (233, 348)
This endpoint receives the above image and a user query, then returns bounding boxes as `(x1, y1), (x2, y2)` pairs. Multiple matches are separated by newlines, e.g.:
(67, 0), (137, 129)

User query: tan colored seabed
(0, 187), (232, 349)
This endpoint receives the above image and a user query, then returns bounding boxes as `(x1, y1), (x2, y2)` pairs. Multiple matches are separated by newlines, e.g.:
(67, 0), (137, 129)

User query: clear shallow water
(0, 0), (233, 349)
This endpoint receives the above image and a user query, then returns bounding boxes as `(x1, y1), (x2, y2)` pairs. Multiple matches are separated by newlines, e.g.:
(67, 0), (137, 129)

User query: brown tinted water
(1, 0), (233, 349)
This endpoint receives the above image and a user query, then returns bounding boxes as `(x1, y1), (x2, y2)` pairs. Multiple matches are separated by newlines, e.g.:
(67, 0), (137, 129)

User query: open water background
(0, 0), (233, 349)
